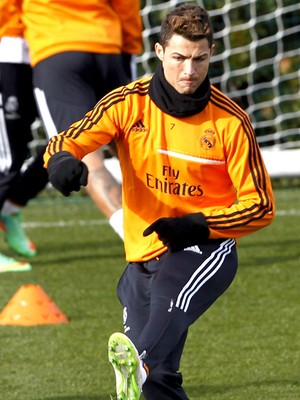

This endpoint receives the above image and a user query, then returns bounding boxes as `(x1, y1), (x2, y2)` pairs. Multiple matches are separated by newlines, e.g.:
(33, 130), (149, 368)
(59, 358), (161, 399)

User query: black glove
(47, 151), (88, 197)
(143, 213), (209, 252)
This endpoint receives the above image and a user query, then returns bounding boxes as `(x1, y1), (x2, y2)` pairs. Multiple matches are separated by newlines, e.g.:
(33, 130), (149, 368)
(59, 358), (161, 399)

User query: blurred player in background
(0, 0), (37, 271)
(44, 4), (275, 399)
(22, 0), (143, 240)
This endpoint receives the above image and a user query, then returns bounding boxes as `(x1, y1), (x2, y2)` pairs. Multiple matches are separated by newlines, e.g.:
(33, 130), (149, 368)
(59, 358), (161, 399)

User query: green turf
(0, 187), (299, 400)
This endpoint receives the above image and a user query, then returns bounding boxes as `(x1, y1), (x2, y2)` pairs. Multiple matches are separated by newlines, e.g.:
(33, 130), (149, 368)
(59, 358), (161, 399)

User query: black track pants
(117, 239), (238, 400)
(7, 146), (48, 206)
(0, 63), (37, 208)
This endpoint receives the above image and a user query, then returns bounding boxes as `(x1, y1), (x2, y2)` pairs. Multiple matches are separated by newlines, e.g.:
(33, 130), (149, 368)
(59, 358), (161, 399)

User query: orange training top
(21, 0), (143, 66)
(0, 0), (24, 38)
(44, 77), (275, 262)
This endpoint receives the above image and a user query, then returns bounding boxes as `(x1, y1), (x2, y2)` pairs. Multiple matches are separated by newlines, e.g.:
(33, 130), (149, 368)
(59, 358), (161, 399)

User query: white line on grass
(23, 219), (108, 228)
(276, 209), (300, 216)
(22, 209), (300, 229)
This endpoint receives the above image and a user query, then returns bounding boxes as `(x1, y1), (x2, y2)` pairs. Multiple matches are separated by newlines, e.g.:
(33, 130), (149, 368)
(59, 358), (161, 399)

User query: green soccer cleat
(108, 332), (145, 400)
(0, 213), (37, 257)
(0, 253), (32, 273)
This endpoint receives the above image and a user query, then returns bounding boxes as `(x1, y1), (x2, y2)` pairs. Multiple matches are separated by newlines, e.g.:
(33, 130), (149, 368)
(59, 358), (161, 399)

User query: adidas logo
(130, 119), (148, 132)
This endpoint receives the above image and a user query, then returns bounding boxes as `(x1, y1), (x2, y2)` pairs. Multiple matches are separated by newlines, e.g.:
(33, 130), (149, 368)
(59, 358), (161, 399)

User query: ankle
(1, 200), (22, 216)
(140, 360), (149, 384)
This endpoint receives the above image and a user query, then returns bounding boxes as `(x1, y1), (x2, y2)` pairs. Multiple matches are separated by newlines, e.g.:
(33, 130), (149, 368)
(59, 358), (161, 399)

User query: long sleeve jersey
(21, 0), (143, 66)
(44, 68), (275, 262)
(0, 0), (23, 38)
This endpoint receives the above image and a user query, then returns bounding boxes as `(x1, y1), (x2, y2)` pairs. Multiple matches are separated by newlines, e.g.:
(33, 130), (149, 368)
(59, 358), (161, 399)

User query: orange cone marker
(0, 284), (69, 326)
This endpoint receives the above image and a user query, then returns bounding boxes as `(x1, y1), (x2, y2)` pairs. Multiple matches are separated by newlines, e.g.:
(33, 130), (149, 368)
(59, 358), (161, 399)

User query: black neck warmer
(149, 64), (211, 117)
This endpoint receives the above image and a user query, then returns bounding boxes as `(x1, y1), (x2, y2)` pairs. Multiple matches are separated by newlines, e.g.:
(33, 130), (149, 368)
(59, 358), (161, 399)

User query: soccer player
(21, 0), (143, 241)
(0, 0), (37, 269)
(44, 4), (275, 399)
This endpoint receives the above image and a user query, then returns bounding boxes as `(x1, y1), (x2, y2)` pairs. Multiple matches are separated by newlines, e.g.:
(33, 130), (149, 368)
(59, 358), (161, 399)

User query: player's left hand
(143, 213), (210, 252)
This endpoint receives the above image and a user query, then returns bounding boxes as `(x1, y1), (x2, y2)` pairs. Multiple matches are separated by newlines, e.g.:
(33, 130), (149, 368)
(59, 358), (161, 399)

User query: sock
(1, 200), (21, 216)
(140, 360), (148, 385)
(109, 208), (124, 240)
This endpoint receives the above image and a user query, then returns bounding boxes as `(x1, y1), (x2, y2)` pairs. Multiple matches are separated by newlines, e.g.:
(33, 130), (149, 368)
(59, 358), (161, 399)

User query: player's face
(155, 34), (214, 95)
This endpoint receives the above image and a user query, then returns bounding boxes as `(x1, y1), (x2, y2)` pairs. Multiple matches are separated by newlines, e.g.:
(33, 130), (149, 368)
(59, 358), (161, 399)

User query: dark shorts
(33, 51), (129, 136)
(0, 62), (37, 206)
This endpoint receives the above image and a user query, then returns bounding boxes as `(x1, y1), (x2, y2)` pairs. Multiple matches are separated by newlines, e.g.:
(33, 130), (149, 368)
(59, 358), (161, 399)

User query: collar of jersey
(149, 64), (211, 117)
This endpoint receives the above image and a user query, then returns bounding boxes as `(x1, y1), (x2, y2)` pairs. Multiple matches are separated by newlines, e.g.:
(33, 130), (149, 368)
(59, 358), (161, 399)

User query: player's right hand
(47, 151), (88, 197)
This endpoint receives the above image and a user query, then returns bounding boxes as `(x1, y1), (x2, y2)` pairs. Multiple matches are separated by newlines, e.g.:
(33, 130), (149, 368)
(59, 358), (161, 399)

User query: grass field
(0, 186), (299, 400)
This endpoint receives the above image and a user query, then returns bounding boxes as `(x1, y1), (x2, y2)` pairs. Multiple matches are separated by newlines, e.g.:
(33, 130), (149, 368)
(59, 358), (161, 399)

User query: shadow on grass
(39, 396), (110, 400)
(34, 378), (300, 399)
(185, 378), (300, 397)
(238, 236), (300, 268)
(34, 238), (125, 267)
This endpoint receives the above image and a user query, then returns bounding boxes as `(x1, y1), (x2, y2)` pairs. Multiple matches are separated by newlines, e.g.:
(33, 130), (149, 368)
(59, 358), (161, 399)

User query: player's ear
(210, 44), (215, 57)
(155, 43), (164, 61)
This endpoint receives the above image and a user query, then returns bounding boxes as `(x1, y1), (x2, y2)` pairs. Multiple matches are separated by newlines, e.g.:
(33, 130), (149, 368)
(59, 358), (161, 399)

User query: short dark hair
(159, 4), (214, 48)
